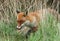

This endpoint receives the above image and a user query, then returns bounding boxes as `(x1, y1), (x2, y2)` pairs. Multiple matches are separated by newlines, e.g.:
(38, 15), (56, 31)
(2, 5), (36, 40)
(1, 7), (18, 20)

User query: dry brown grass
(0, 0), (60, 23)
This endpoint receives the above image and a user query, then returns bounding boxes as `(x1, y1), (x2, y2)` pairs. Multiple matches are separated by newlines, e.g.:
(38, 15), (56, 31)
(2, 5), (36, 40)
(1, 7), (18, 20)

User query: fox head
(16, 10), (27, 30)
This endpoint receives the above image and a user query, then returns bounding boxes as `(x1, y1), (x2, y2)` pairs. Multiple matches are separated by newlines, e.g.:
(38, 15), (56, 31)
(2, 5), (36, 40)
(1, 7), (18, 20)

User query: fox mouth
(16, 24), (25, 30)
(17, 20), (36, 30)
(16, 26), (21, 30)
(17, 20), (30, 30)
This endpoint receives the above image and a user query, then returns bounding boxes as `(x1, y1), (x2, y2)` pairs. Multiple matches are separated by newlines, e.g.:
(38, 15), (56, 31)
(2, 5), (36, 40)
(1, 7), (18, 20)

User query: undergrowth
(0, 14), (60, 41)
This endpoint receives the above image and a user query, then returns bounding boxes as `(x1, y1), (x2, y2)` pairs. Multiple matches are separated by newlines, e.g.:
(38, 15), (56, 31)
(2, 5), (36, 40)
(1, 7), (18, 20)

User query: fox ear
(16, 10), (20, 14)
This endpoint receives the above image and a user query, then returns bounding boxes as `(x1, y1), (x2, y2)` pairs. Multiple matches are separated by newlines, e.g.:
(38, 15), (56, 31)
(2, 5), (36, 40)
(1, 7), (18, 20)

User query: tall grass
(0, 0), (60, 41)
(28, 14), (59, 41)
(0, 13), (60, 41)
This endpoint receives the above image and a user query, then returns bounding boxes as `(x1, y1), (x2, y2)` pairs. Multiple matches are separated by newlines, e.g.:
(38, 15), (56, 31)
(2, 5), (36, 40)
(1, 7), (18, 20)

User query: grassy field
(0, 13), (60, 41)
(0, 0), (60, 41)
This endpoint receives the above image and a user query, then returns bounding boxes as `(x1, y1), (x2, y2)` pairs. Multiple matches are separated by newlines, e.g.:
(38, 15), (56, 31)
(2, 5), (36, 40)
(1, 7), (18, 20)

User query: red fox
(16, 11), (40, 32)
(16, 8), (58, 36)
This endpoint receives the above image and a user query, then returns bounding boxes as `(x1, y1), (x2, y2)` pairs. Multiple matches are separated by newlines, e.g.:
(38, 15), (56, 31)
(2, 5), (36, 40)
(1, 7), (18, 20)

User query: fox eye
(17, 20), (20, 23)
(23, 15), (26, 17)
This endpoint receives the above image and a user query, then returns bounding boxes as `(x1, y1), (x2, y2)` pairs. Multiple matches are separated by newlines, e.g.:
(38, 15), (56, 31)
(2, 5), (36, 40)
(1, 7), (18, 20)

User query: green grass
(0, 14), (60, 41)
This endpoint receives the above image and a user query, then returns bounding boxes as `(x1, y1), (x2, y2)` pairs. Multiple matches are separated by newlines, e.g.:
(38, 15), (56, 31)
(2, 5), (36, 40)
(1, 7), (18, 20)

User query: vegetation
(0, 13), (60, 41)
(0, 0), (60, 41)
